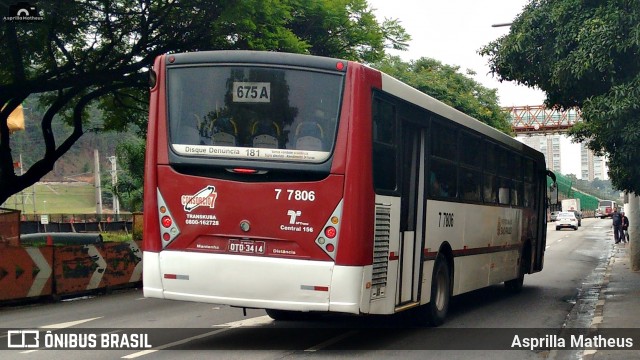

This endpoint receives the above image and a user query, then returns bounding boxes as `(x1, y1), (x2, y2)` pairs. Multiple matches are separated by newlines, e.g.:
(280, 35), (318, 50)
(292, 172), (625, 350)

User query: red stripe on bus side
(422, 243), (521, 261)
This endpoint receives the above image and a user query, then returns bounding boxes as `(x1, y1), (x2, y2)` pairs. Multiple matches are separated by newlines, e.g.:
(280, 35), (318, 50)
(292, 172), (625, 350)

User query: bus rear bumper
(142, 251), (365, 314)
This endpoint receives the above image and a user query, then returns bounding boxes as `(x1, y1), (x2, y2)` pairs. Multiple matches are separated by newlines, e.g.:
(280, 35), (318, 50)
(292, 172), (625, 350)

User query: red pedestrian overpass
(505, 105), (582, 134)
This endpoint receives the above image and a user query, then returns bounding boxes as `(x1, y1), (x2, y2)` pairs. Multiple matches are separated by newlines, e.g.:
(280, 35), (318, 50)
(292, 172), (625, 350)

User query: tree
(0, 0), (409, 206)
(479, 0), (640, 192)
(372, 56), (513, 134)
(114, 139), (145, 213)
(290, 0), (409, 63)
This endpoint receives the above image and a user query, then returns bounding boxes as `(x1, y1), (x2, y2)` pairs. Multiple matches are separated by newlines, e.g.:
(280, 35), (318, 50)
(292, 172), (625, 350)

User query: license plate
(228, 240), (265, 255)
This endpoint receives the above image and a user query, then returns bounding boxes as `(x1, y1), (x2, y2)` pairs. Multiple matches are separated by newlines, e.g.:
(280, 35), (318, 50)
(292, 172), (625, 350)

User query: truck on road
(561, 198), (582, 226)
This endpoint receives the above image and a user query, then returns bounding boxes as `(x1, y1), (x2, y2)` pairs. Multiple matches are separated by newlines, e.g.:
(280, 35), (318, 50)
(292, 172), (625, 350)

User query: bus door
(397, 124), (424, 306)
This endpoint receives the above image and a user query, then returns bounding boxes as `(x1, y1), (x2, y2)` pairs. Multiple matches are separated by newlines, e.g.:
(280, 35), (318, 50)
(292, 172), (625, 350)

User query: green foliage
(372, 56), (513, 134)
(114, 139), (146, 212)
(290, 0), (409, 63)
(0, 0), (410, 206)
(480, 0), (640, 192)
(101, 232), (133, 243)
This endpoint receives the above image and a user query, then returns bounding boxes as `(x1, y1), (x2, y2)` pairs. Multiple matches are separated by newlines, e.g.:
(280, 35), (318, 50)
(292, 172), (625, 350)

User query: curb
(582, 242), (621, 360)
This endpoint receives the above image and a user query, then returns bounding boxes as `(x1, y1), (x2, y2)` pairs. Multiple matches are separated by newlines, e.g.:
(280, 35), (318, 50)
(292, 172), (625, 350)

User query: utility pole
(108, 155), (120, 218)
(627, 192), (640, 271)
(94, 149), (103, 216)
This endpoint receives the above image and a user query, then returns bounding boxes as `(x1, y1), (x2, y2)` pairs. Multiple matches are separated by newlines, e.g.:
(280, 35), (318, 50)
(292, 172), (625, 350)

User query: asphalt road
(0, 217), (614, 360)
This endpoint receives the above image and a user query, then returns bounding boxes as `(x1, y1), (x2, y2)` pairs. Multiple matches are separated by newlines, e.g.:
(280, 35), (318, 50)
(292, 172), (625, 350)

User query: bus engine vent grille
(372, 206), (391, 299)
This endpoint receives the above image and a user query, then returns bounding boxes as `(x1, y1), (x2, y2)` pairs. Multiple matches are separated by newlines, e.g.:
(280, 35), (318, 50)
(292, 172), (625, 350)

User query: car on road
(556, 211), (579, 231)
(550, 211), (560, 222)
(569, 210), (582, 226)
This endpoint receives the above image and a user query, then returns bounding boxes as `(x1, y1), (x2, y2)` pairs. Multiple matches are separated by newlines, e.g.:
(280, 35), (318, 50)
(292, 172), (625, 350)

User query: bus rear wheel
(505, 252), (528, 293)
(424, 254), (451, 326)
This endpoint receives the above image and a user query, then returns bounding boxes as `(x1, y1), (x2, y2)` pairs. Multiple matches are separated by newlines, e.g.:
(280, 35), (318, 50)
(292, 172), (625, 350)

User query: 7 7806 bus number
(274, 189), (316, 201)
(438, 212), (454, 228)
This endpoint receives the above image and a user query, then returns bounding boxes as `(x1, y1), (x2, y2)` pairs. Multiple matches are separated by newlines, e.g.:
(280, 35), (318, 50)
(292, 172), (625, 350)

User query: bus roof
(379, 72), (536, 157)
(163, 50), (347, 73)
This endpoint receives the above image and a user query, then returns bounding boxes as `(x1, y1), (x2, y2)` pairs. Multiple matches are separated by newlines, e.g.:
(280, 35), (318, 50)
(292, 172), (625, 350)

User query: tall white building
(580, 143), (608, 180)
(520, 135), (562, 173)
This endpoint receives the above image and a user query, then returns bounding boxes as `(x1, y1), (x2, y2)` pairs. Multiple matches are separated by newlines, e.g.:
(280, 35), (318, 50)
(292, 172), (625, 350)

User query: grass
(101, 232), (133, 242)
(21, 232), (133, 247)
(3, 182), (99, 214)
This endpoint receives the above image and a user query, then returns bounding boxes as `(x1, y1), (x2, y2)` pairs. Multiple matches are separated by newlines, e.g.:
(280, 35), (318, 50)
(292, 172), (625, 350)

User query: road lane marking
(11, 317), (104, 354)
(214, 315), (272, 328)
(122, 328), (231, 358)
(122, 315), (273, 358)
(40, 316), (103, 329)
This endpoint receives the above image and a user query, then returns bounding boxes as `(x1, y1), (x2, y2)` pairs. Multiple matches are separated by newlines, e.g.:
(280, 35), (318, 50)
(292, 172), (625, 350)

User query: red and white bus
(143, 51), (556, 325)
(596, 200), (617, 218)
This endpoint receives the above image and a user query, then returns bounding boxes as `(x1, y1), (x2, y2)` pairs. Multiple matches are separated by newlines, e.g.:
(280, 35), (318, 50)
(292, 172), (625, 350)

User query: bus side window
(484, 174), (497, 203)
(498, 178), (510, 204)
(372, 97), (397, 192)
(461, 169), (481, 201)
(431, 160), (456, 198)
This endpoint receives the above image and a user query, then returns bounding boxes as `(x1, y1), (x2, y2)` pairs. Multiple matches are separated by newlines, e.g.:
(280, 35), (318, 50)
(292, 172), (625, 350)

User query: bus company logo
(287, 210), (302, 224)
(182, 185), (218, 212)
(497, 217), (514, 236)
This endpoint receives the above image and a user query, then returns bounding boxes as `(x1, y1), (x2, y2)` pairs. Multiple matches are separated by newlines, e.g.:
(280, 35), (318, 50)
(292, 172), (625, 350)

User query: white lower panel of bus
(143, 251), (368, 314)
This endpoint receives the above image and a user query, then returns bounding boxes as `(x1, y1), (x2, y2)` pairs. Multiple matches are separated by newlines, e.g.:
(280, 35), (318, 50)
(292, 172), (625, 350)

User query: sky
(368, 0), (583, 177)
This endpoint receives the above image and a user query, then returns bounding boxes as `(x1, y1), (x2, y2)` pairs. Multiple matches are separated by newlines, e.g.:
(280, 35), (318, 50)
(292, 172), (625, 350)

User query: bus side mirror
(546, 170), (558, 205)
(549, 184), (558, 205)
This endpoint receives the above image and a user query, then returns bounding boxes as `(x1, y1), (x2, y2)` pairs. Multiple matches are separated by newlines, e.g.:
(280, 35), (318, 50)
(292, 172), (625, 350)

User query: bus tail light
(315, 199), (343, 260)
(324, 226), (337, 239)
(157, 188), (180, 248)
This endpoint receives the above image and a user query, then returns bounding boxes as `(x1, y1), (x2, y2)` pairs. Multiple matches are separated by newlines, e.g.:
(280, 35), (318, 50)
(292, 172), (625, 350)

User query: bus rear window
(167, 66), (343, 163)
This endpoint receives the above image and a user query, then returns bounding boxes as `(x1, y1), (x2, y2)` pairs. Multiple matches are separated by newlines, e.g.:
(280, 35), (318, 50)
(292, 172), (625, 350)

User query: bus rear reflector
(301, 285), (329, 292)
(315, 199), (343, 260)
(157, 188), (180, 249)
